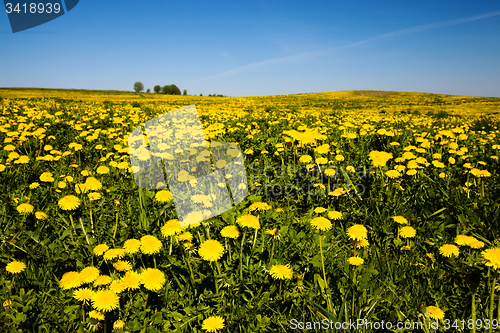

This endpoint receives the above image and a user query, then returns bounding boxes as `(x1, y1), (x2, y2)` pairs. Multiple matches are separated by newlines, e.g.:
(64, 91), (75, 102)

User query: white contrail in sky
(187, 10), (500, 85)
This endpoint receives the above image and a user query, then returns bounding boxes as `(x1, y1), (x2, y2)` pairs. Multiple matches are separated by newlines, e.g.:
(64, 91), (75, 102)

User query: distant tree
(169, 84), (181, 95)
(161, 84), (181, 95)
(200, 93), (203, 96)
(154, 85), (161, 94)
(146, 88), (150, 93)
(162, 85), (171, 94)
(183, 89), (187, 95)
(133, 82), (144, 93)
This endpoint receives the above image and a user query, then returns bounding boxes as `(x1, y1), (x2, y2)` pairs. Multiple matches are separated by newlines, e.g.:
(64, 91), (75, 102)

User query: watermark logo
(128, 105), (248, 228)
(4, 0), (79, 33)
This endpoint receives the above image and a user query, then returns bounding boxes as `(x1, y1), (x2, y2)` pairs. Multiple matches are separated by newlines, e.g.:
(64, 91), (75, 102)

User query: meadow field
(2, 88), (500, 332)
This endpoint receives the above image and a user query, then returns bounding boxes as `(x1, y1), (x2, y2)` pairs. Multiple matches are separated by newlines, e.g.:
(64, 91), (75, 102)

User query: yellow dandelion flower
(314, 207), (327, 214)
(347, 224), (368, 241)
(60, 271), (82, 289)
(93, 244), (109, 256)
(236, 214), (260, 229)
(368, 151), (393, 167)
(315, 144), (330, 154)
(58, 195), (81, 210)
(123, 239), (141, 254)
(385, 170), (401, 178)
(6, 261), (26, 274)
(299, 155), (313, 163)
(426, 306), (445, 320)
(141, 268), (166, 291)
(198, 239), (224, 261)
(176, 231), (193, 243)
(161, 219), (182, 237)
(17, 203), (34, 214)
(40, 172), (54, 182)
(352, 239), (369, 248)
(482, 247), (500, 270)
(470, 240), (485, 249)
(327, 211), (342, 220)
(121, 271), (142, 290)
(265, 228), (278, 236)
(140, 235), (162, 255)
(454, 235), (475, 246)
(220, 225), (240, 239)
(93, 275), (112, 287)
(103, 248), (126, 261)
(113, 260), (132, 272)
(348, 256), (364, 266)
(15, 155), (30, 164)
(392, 216), (408, 224)
(325, 168), (336, 177)
(88, 192), (101, 201)
(84, 177), (102, 191)
(399, 226), (416, 238)
(35, 211), (48, 220)
(439, 244), (460, 258)
(73, 288), (94, 302)
(310, 217), (332, 231)
(202, 316), (225, 332)
(96, 166), (110, 174)
(109, 280), (127, 294)
(91, 290), (119, 312)
(155, 190), (173, 203)
(4, 144), (16, 151)
(269, 264), (293, 280)
(248, 201), (272, 211)
(89, 310), (105, 320)
(79, 266), (100, 284)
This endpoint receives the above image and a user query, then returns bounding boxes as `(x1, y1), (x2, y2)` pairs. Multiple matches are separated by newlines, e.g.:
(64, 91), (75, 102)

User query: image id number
(5, 3), (61, 14)
(444, 319), (499, 330)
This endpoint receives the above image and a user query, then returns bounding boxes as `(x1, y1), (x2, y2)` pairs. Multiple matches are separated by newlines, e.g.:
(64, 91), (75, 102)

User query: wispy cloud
(187, 10), (500, 85)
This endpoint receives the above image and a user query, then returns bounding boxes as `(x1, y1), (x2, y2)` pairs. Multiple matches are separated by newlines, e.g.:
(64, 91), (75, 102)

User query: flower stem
(247, 229), (258, 268)
(490, 272), (497, 333)
(472, 293), (477, 333)
(113, 211), (119, 240)
(89, 208), (94, 236)
(269, 238), (275, 265)
(79, 217), (90, 246)
(319, 232), (333, 313)
(69, 214), (76, 234)
(212, 262), (219, 295)
(184, 254), (196, 295)
(239, 229), (247, 280)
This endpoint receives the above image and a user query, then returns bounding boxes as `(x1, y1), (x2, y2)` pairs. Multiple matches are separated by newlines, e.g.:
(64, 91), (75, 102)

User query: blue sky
(1, 0), (499, 97)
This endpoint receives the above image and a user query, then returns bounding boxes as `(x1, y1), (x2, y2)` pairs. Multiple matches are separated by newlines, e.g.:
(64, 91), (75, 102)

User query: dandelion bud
(113, 319), (125, 330)
(296, 274), (303, 287)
